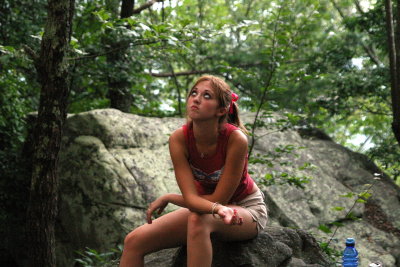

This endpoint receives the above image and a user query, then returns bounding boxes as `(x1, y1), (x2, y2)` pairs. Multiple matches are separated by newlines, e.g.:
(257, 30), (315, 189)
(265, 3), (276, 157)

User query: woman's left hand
(216, 206), (243, 225)
(146, 196), (169, 224)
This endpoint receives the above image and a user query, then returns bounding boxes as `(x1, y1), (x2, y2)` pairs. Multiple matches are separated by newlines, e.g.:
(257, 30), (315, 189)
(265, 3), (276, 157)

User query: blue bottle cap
(346, 238), (355, 245)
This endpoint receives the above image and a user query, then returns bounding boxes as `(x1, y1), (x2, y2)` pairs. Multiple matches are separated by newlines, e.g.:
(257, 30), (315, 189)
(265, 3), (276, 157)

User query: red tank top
(182, 122), (254, 202)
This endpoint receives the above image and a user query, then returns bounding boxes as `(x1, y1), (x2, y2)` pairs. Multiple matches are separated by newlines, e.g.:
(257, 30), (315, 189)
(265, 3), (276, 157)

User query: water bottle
(342, 238), (359, 267)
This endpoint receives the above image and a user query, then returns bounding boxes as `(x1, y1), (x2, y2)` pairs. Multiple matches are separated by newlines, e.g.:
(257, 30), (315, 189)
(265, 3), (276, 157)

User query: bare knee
(123, 226), (148, 256)
(187, 212), (210, 240)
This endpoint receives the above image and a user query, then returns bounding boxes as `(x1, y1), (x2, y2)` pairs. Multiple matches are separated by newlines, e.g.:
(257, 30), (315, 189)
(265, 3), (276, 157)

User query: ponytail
(227, 101), (249, 135)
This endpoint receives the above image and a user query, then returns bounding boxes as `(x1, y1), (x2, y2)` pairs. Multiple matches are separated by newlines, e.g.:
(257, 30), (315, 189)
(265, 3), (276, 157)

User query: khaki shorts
(233, 189), (268, 233)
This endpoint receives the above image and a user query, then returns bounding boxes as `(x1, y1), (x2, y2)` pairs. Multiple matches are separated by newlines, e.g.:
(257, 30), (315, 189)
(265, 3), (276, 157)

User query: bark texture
(106, 0), (136, 113)
(394, 0), (400, 144)
(120, 0), (135, 18)
(384, 0), (400, 146)
(26, 0), (75, 266)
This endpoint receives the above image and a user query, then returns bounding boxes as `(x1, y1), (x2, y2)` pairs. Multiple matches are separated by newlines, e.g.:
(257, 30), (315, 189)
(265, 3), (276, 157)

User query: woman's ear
(216, 107), (228, 117)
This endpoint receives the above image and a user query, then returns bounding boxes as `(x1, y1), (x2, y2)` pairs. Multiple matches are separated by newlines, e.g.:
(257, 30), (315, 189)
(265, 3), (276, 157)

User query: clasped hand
(215, 205), (244, 226)
(146, 196), (243, 226)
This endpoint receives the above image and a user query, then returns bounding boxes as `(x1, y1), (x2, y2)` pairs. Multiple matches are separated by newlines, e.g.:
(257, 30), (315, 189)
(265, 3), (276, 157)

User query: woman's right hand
(216, 205), (243, 225)
(146, 196), (169, 224)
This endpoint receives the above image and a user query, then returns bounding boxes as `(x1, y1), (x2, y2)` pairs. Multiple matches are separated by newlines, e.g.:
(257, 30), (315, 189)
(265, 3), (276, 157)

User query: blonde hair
(187, 75), (248, 134)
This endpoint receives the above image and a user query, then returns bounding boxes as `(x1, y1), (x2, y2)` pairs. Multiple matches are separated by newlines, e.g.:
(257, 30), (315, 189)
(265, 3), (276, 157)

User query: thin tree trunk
(384, 0), (400, 145)
(106, 0), (135, 112)
(121, 0), (135, 18)
(26, 0), (75, 266)
(169, 64), (183, 116)
(393, 0), (400, 144)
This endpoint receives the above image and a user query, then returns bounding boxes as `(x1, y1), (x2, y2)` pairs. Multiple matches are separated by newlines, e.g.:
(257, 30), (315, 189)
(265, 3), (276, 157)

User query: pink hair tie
(229, 93), (239, 114)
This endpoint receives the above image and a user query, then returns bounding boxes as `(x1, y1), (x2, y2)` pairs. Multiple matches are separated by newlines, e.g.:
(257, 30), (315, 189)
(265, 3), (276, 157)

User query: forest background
(1, 0), (400, 265)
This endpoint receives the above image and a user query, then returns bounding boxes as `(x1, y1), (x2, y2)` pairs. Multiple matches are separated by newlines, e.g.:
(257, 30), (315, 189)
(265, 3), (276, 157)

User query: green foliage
(317, 173), (381, 259)
(0, 42), (39, 230)
(75, 245), (122, 267)
(318, 241), (342, 263)
(318, 224), (332, 234)
(249, 143), (314, 189)
(247, 109), (315, 189)
(1, 1), (398, 264)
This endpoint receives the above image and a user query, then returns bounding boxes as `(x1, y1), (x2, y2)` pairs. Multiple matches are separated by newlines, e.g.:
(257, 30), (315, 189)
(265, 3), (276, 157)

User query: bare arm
(169, 128), (215, 213)
(146, 128), (247, 224)
(169, 128), (248, 212)
(205, 130), (248, 204)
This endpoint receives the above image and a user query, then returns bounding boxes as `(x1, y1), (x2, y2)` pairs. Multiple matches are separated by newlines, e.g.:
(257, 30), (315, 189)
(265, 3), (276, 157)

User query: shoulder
(224, 129), (248, 163)
(169, 128), (189, 159)
(223, 123), (247, 143)
(169, 127), (185, 144)
(227, 128), (248, 150)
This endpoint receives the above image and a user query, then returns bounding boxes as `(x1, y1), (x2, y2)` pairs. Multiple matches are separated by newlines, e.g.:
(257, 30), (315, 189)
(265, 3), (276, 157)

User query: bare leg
(119, 208), (190, 267)
(186, 205), (258, 267)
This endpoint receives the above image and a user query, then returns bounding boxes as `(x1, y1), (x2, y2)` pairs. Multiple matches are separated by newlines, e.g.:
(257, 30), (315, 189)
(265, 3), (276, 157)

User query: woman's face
(187, 80), (225, 121)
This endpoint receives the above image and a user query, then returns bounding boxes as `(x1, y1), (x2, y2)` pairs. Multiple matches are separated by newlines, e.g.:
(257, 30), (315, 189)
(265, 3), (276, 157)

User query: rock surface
(14, 108), (400, 266)
(109, 227), (331, 267)
(170, 227), (331, 267)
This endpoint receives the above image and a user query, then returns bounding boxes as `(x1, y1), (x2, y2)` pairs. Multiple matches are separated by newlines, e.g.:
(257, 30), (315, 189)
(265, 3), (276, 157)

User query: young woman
(119, 75), (268, 267)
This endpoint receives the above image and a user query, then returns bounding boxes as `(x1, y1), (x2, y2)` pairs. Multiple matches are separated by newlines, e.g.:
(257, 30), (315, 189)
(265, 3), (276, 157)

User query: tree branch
(23, 45), (39, 64)
(149, 61), (268, 77)
(245, 0), (254, 17)
(353, 0), (365, 14)
(168, 63), (183, 116)
(132, 0), (163, 15)
(150, 69), (212, 77)
(330, 0), (383, 66)
(248, 5), (283, 158)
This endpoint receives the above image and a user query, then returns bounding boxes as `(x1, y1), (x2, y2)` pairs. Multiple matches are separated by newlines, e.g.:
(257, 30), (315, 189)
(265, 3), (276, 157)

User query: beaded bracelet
(211, 202), (220, 218)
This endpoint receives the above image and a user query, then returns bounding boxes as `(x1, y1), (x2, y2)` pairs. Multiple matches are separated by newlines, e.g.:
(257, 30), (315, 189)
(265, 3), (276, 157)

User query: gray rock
(55, 109), (183, 266)
(14, 108), (400, 266)
(170, 227), (331, 267)
(109, 227), (331, 267)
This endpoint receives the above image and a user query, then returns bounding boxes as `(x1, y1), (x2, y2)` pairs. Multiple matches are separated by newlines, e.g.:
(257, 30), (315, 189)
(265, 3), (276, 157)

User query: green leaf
(332, 221), (344, 227)
(340, 192), (355, 198)
(358, 192), (372, 199)
(345, 212), (359, 220)
(265, 173), (274, 180)
(93, 9), (110, 22)
(0, 45), (15, 53)
(331, 206), (345, 211)
(318, 224), (332, 234)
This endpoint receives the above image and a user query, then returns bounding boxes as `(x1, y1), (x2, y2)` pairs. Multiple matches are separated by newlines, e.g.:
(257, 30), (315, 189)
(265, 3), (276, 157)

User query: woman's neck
(192, 119), (220, 146)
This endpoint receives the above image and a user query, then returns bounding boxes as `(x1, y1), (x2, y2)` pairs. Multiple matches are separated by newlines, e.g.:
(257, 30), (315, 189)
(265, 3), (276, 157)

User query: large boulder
(250, 117), (400, 266)
(55, 109), (182, 266)
(16, 108), (400, 266)
(109, 227), (331, 267)
(169, 227), (331, 267)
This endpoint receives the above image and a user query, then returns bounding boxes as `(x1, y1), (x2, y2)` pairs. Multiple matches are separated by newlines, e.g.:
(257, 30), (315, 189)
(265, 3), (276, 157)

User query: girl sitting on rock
(119, 75), (268, 267)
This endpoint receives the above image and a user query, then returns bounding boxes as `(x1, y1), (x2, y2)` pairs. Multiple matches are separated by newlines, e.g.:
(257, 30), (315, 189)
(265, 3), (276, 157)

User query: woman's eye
(191, 91), (197, 96)
(204, 93), (211, 99)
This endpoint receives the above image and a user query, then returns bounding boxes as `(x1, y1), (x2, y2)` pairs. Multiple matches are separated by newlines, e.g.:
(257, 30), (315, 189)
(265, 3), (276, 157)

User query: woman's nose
(193, 94), (200, 103)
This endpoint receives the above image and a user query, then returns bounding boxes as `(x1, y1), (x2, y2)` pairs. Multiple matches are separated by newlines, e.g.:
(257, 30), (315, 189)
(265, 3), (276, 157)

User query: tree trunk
(26, 0), (75, 266)
(384, 0), (400, 146)
(394, 0), (400, 144)
(121, 0), (135, 18)
(106, 0), (135, 113)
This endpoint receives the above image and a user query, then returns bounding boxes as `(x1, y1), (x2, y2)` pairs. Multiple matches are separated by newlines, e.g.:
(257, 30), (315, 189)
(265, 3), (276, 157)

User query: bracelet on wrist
(211, 202), (220, 218)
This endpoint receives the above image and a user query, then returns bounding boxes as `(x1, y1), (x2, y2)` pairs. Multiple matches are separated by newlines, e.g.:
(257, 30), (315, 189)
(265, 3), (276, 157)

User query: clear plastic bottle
(342, 238), (359, 267)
